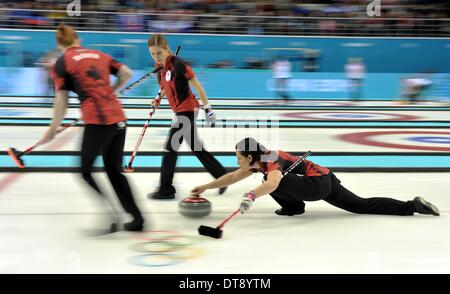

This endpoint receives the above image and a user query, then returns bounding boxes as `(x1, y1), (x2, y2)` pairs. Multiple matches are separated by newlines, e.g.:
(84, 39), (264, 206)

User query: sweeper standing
(41, 24), (145, 233)
(146, 33), (227, 200)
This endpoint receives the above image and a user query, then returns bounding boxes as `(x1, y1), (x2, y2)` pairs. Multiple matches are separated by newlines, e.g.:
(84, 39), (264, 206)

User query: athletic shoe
(148, 186), (176, 200)
(275, 208), (305, 216)
(124, 219), (144, 232)
(413, 197), (440, 216)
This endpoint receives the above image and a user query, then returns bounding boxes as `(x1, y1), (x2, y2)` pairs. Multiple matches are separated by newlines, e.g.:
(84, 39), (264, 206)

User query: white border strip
(0, 28), (449, 40)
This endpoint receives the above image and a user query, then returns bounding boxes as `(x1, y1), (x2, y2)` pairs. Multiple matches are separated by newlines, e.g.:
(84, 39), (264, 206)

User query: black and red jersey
(53, 46), (126, 125)
(259, 150), (330, 177)
(159, 55), (200, 113)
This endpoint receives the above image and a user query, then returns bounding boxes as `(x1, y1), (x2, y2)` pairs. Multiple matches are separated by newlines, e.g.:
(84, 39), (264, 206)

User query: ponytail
(56, 23), (79, 48)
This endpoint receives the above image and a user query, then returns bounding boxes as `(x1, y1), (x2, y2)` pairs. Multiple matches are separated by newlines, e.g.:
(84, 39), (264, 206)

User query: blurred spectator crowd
(0, 0), (449, 36)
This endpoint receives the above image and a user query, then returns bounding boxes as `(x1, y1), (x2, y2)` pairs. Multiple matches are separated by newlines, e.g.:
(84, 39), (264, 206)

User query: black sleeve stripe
(54, 55), (70, 91)
(54, 55), (66, 78)
(173, 56), (187, 77)
(110, 58), (121, 76)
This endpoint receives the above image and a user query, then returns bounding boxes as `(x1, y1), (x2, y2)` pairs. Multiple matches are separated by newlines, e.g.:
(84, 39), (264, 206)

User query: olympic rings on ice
(128, 230), (206, 267)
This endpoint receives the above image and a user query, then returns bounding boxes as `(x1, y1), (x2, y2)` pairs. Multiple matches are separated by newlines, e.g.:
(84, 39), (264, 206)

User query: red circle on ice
(283, 111), (419, 121)
(338, 131), (450, 151)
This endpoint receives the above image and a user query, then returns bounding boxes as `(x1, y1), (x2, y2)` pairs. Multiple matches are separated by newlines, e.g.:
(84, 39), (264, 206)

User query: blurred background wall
(0, 30), (448, 100)
(1, 0), (449, 101)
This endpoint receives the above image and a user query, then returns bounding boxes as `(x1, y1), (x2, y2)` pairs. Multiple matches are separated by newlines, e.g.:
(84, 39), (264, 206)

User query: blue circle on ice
(407, 136), (450, 144)
(329, 114), (373, 119)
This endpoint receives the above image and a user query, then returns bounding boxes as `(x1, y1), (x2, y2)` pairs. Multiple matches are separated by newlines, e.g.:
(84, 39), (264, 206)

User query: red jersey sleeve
(267, 161), (281, 174)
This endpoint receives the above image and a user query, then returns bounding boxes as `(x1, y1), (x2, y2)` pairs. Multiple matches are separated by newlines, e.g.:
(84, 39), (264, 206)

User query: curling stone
(179, 197), (212, 218)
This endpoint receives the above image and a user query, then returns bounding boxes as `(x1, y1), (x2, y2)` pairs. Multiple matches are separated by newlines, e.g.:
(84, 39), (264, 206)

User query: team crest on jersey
(116, 121), (126, 129)
(165, 70), (172, 81)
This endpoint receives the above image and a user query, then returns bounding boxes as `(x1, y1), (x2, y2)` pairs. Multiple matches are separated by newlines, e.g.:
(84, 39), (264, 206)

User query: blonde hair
(147, 34), (171, 52)
(56, 23), (79, 47)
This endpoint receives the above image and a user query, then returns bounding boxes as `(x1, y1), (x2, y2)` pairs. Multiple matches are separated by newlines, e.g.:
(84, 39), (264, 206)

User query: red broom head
(123, 165), (135, 173)
(7, 147), (25, 168)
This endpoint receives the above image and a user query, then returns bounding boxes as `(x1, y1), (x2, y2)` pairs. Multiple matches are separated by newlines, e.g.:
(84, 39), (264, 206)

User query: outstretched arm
(191, 168), (253, 196)
(239, 169), (283, 214)
(250, 169), (283, 199)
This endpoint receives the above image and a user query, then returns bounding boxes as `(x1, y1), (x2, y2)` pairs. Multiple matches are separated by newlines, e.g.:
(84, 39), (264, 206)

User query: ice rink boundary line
(2, 151), (449, 156)
(0, 96), (404, 102)
(2, 103), (450, 111)
(6, 118), (450, 123)
(2, 167), (450, 173)
(0, 211), (447, 216)
(0, 95), (400, 101)
(5, 119), (450, 129)
(1, 95), (445, 102)
(2, 123), (450, 129)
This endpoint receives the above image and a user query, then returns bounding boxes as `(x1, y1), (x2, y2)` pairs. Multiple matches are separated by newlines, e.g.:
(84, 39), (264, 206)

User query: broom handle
(282, 150), (312, 176)
(21, 119), (79, 156)
(218, 208), (240, 229)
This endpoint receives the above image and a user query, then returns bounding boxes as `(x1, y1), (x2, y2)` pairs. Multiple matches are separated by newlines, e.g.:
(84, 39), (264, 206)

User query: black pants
(269, 173), (415, 216)
(81, 123), (142, 220)
(159, 111), (226, 193)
